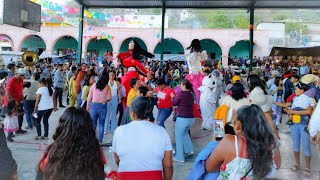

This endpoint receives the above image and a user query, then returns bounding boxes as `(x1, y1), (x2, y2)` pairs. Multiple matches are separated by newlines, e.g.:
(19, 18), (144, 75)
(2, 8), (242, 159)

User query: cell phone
(212, 120), (225, 141)
(33, 113), (38, 119)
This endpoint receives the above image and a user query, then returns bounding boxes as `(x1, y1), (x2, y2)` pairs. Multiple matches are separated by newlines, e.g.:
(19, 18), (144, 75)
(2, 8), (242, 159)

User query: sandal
(304, 168), (312, 176)
(290, 164), (300, 171)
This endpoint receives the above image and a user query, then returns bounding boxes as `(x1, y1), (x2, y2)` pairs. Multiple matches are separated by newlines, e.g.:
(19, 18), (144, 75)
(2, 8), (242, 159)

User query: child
(3, 100), (19, 142)
(270, 76), (284, 130)
(284, 83), (314, 176)
(121, 78), (139, 125)
(137, 86), (155, 122)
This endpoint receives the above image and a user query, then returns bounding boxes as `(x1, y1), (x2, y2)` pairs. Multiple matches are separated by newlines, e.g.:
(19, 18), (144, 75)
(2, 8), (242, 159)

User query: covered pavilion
(73, 0), (320, 69)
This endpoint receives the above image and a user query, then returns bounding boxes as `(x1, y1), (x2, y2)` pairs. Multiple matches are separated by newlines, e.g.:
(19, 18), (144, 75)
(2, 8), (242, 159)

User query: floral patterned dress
(4, 115), (19, 133)
(218, 136), (253, 180)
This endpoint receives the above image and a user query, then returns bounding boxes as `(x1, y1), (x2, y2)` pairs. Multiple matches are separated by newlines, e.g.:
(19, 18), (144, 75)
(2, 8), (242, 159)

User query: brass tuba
(22, 51), (39, 66)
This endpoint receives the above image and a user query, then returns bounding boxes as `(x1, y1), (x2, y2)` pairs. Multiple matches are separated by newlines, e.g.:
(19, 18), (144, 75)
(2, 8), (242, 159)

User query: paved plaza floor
(5, 95), (320, 180)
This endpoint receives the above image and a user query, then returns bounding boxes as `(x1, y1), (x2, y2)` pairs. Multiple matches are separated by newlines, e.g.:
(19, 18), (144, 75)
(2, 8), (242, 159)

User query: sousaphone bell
(22, 51), (39, 66)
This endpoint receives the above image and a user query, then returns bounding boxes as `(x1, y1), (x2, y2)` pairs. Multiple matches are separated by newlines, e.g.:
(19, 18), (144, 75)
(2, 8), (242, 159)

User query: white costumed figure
(198, 69), (223, 130)
(185, 39), (208, 105)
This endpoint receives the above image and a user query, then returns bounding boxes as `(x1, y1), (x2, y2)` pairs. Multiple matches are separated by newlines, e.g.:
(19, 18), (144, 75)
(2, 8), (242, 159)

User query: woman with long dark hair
(205, 105), (279, 179)
(37, 107), (106, 180)
(172, 79), (195, 162)
(247, 74), (279, 139)
(104, 70), (121, 134)
(33, 78), (54, 140)
(81, 74), (94, 109)
(87, 72), (111, 143)
(112, 96), (173, 179)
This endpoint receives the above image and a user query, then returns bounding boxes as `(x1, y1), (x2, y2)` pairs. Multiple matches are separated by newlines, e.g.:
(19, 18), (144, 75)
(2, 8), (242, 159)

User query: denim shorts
(290, 124), (311, 156)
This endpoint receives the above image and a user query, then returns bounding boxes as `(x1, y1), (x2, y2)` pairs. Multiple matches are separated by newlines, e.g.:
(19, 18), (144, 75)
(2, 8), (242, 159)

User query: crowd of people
(0, 38), (319, 179)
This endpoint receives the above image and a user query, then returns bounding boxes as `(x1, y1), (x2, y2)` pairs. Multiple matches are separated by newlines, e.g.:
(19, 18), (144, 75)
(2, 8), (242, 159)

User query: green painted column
(160, 1), (166, 68)
(249, 7), (254, 72)
(77, 5), (84, 63)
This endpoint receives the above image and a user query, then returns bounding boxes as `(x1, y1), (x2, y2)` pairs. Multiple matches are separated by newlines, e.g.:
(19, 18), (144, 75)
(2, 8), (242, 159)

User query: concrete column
(221, 46), (230, 67)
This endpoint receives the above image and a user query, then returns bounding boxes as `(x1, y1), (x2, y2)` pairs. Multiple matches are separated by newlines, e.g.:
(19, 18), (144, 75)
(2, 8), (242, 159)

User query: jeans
(90, 102), (107, 143)
(24, 100), (36, 128)
(53, 87), (63, 106)
(35, 109), (53, 137)
(174, 117), (195, 161)
(105, 96), (118, 133)
(149, 99), (157, 121)
(117, 102), (124, 126)
(290, 124), (311, 156)
(157, 107), (173, 128)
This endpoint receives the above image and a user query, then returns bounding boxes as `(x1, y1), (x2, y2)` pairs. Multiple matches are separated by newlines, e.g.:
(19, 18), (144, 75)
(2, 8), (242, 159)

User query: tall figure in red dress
(118, 39), (154, 97)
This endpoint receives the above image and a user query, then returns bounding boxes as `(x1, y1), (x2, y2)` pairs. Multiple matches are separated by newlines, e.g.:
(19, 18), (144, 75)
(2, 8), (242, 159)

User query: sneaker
(7, 138), (14, 142)
(16, 129), (27, 134)
(34, 136), (41, 140)
(42, 136), (49, 140)
(173, 157), (184, 163)
(59, 105), (66, 108)
(25, 126), (33, 130)
(186, 152), (194, 156)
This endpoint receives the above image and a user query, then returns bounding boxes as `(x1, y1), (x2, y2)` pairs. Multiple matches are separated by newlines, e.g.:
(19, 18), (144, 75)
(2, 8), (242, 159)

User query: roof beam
(74, 0), (88, 8)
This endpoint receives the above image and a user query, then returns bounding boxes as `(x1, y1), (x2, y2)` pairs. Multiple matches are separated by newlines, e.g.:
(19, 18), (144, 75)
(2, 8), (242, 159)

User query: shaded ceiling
(74, 0), (320, 9)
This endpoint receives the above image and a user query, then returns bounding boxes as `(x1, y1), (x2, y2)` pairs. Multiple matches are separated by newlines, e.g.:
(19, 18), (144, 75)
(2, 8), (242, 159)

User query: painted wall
(154, 39), (184, 54)
(200, 39), (222, 60)
(21, 36), (46, 51)
(53, 37), (78, 53)
(119, 38), (147, 52)
(229, 40), (250, 58)
(87, 39), (113, 56)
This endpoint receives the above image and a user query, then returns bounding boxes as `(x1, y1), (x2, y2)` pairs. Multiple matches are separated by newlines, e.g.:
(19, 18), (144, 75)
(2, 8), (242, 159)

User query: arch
(0, 34), (14, 51)
(87, 38), (113, 57)
(154, 38), (184, 54)
(53, 36), (78, 54)
(20, 35), (46, 55)
(119, 37), (147, 53)
(200, 39), (222, 60)
(228, 40), (251, 59)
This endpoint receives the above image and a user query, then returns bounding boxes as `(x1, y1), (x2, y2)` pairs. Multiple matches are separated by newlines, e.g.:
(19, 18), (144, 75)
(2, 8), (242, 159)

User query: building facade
(0, 24), (270, 65)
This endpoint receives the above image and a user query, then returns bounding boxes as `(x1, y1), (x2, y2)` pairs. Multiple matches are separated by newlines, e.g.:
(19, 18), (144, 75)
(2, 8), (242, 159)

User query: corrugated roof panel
(78, 0), (320, 8)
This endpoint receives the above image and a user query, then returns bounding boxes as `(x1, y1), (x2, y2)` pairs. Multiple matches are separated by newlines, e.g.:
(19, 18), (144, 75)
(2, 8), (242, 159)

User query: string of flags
(85, 26), (115, 40)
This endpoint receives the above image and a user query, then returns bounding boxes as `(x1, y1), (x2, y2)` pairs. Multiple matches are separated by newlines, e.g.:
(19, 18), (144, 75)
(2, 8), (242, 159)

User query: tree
(285, 22), (308, 34)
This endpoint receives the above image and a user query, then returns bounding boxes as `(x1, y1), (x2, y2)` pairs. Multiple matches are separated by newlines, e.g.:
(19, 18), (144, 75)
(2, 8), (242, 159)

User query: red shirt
(4, 77), (23, 106)
(155, 87), (175, 109)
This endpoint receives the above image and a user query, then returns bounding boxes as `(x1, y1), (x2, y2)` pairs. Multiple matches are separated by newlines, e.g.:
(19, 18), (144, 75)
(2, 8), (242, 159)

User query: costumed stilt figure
(118, 39), (154, 96)
(198, 70), (222, 131)
(185, 39), (208, 105)
(117, 39), (154, 125)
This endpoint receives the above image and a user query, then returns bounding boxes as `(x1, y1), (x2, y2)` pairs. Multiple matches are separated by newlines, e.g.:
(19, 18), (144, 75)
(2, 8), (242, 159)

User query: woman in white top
(206, 105), (280, 179)
(33, 78), (54, 140)
(112, 96), (173, 179)
(104, 70), (121, 134)
(221, 83), (250, 135)
(222, 83), (250, 110)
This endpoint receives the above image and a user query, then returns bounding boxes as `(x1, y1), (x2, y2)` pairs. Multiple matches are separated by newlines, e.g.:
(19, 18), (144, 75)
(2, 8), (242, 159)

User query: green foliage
(285, 22), (308, 34)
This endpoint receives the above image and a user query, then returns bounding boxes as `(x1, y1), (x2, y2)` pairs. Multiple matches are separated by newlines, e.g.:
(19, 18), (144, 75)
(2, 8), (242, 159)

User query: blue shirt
(53, 70), (64, 88)
(299, 66), (309, 76)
